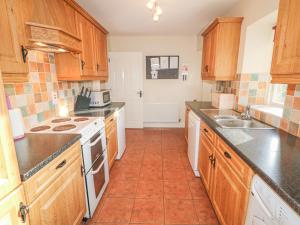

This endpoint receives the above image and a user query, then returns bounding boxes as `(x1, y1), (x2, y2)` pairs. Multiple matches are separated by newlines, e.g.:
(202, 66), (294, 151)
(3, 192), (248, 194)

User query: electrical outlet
(52, 92), (58, 105)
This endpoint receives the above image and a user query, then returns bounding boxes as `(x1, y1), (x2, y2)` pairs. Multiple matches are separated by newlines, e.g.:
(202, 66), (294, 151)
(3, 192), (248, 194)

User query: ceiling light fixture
(146, 0), (162, 22)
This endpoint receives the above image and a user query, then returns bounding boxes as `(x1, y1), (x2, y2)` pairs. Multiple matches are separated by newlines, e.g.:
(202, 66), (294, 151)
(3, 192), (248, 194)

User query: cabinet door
(76, 12), (97, 76)
(201, 27), (216, 79)
(0, 71), (21, 200)
(0, 186), (29, 225)
(211, 151), (248, 225)
(0, 0), (28, 75)
(94, 28), (108, 78)
(198, 135), (214, 195)
(271, 0), (300, 82)
(107, 123), (118, 169)
(28, 156), (86, 225)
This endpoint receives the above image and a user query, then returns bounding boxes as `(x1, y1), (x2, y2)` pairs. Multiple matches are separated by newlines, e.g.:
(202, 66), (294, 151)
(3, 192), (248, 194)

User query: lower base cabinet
(211, 151), (249, 225)
(198, 121), (253, 225)
(105, 115), (118, 169)
(28, 156), (86, 225)
(0, 186), (29, 225)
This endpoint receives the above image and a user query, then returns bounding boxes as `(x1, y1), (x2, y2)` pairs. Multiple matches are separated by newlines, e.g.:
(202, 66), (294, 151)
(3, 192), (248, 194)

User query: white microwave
(89, 90), (111, 107)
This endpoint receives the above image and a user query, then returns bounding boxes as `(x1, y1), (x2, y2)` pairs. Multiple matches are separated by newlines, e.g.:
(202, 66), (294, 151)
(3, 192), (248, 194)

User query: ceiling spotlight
(146, 0), (156, 9)
(155, 6), (162, 15)
(153, 14), (159, 22)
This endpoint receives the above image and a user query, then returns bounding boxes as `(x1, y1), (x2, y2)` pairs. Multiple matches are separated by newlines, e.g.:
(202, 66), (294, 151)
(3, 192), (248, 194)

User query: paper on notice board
(160, 57), (169, 69)
(170, 57), (178, 69)
(150, 57), (160, 70)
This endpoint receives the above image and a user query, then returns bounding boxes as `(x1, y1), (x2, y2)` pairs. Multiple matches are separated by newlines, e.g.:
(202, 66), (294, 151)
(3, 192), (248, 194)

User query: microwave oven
(89, 90), (111, 107)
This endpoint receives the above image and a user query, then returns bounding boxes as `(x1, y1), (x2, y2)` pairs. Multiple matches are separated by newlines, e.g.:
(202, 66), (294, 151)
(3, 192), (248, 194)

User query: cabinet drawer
(216, 138), (253, 188)
(201, 122), (216, 144)
(23, 141), (81, 203)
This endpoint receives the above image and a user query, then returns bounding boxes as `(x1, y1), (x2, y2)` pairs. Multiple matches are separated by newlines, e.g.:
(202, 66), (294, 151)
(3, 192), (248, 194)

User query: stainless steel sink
(215, 118), (274, 129)
(214, 115), (238, 120)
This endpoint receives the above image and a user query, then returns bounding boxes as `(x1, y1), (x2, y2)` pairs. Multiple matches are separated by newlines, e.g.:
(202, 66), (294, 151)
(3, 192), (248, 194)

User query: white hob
(27, 116), (105, 144)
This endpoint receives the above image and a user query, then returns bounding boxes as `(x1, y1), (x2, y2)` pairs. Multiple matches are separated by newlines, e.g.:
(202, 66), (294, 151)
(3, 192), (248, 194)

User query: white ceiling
(76, 0), (241, 35)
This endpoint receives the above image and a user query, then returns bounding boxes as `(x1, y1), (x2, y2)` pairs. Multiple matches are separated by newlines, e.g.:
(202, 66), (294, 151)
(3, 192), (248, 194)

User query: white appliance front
(187, 111), (200, 177)
(116, 107), (126, 159)
(245, 175), (300, 225)
(82, 129), (109, 218)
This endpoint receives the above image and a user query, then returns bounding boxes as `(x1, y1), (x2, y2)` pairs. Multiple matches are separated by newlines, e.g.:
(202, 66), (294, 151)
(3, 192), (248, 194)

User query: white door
(108, 52), (143, 128)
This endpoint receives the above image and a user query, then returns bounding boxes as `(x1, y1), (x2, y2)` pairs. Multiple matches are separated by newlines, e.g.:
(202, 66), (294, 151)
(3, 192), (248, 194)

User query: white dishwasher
(246, 175), (300, 225)
(116, 107), (126, 159)
(187, 111), (201, 177)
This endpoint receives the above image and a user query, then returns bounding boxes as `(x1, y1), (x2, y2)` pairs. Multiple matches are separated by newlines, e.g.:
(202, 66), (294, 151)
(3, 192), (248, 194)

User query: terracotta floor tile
(107, 180), (138, 198)
(188, 180), (208, 200)
(136, 180), (164, 198)
(97, 198), (134, 223)
(193, 199), (219, 225)
(164, 180), (192, 199)
(130, 198), (164, 224)
(164, 199), (199, 224)
(140, 166), (163, 180)
(163, 168), (187, 181)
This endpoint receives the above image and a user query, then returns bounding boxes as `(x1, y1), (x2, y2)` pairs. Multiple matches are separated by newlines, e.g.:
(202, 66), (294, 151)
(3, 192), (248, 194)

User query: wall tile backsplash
(219, 73), (300, 137)
(4, 51), (100, 129)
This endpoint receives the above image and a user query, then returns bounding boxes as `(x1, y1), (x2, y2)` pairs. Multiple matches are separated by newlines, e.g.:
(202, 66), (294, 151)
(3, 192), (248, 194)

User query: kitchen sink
(215, 118), (274, 129)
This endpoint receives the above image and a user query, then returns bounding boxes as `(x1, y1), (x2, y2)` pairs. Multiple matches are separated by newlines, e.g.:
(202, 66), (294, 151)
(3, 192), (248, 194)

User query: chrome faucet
(241, 105), (251, 120)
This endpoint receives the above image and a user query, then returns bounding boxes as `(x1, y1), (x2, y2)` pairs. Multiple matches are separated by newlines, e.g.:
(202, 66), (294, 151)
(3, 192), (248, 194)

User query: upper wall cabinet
(201, 17), (243, 81)
(55, 10), (109, 81)
(271, 0), (300, 84)
(0, 0), (29, 83)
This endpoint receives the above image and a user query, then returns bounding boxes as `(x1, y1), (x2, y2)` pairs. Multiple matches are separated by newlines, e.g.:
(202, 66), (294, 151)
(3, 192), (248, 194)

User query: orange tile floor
(88, 128), (219, 225)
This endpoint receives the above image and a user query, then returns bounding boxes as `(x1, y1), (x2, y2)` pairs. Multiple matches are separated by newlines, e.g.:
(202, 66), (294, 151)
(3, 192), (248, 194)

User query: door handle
(137, 90), (143, 98)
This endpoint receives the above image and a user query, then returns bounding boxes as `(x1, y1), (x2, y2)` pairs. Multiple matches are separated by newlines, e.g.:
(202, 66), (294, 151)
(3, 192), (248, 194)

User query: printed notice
(170, 56), (178, 69)
(150, 57), (160, 70)
(160, 57), (169, 69)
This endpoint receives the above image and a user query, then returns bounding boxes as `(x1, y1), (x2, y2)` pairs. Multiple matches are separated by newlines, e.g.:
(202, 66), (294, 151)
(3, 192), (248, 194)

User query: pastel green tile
(24, 83), (33, 94)
(20, 106), (29, 117)
(250, 73), (259, 81)
(283, 108), (291, 119)
(4, 84), (15, 95)
(37, 112), (45, 122)
(48, 101), (56, 110)
(249, 89), (257, 97)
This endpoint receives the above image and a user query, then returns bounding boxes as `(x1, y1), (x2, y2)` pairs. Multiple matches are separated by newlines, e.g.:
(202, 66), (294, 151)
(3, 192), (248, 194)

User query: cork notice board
(146, 56), (179, 79)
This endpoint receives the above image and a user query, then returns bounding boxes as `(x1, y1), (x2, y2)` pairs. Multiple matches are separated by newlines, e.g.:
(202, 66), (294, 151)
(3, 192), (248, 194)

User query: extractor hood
(25, 22), (82, 53)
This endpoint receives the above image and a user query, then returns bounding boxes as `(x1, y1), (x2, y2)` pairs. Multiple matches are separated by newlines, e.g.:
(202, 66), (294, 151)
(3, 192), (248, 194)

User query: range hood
(25, 22), (82, 53)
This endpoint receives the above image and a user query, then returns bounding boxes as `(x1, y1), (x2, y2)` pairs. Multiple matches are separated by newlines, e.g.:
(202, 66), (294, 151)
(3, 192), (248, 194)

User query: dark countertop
(14, 133), (81, 181)
(186, 101), (300, 215)
(71, 102), (125, 119)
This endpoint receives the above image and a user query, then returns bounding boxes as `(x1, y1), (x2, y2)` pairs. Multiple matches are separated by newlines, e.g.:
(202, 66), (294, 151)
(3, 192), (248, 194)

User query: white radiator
(144, 103), (179, 123)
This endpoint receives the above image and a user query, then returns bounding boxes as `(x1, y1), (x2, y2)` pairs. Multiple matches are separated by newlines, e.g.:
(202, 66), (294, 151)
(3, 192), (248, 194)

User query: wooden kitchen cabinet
(28, 156), (86, 225)
(0, 186), (29, 225)
(201, 17), (243, 81)
(184, 106), (190, 143)
(94, 27), (109, 78)
(76, 12), (97, 77)
(0, 71), (21, 200)
(198, 121), (253, 225)
(0, 0), (28, 82)
(211, 150), (249, 225)
(271, 0), (300, 83)
(198, 134), (215, 196)
(105, 115), (118, 169)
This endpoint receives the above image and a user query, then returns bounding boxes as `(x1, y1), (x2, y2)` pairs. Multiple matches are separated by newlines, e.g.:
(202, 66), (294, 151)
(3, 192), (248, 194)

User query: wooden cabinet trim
(201, 17), (243, 36)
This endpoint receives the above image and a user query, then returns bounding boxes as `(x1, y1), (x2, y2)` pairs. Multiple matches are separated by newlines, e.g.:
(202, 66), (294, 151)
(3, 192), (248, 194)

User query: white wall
(108, 35), (214, 127)
(225, 0), (280, 73)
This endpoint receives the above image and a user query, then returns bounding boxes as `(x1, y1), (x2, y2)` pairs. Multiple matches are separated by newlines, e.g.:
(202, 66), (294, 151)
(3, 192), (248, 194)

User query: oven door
(84, 151), (109, 218)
